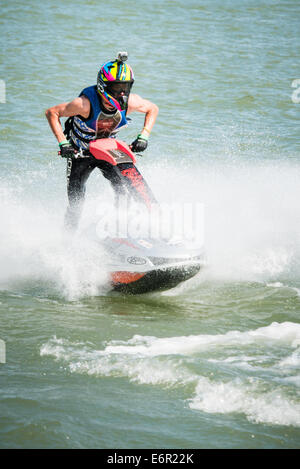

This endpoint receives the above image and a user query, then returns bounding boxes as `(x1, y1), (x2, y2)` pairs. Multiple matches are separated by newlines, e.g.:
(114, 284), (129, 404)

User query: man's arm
(127, 94), (159, 152)
(45, 96), (90, 144)
(127, 93), (159, 138)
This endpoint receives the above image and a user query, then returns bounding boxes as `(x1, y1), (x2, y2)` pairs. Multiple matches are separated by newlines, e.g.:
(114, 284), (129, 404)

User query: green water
(1, 0), (300, 449)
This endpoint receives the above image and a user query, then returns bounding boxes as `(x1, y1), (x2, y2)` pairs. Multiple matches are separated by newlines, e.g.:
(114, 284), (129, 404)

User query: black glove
(130, 134), (148, 153)
(59, 141), (77, 158)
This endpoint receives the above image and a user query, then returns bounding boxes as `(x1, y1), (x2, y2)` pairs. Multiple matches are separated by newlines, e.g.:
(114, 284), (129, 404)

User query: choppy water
(1, 0), (300, 449)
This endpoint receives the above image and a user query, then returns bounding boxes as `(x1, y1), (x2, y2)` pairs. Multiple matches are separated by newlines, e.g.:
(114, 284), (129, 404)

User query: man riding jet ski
(45, 51), (159, 231)
(45, 53), (204, 293)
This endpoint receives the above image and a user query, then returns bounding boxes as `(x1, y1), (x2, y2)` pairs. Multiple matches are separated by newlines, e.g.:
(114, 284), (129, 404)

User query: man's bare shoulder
(70, 95), (90, 118)
(52, 95), (90, 119)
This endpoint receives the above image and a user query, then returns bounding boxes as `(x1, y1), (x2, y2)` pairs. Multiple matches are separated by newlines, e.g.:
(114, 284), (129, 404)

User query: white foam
(41, 322), (300, 367)
(40, 322), (300, 427)
(267, 282), (300, 298)
(40, 336), (195, 387)
(278, 347), (300, 369)
(267, 282), (284, 288)
(189, 376), (300, 427)
(0, 186), (109, 300)
(103, 322), (300, 356)
(1, 160), (300, 298)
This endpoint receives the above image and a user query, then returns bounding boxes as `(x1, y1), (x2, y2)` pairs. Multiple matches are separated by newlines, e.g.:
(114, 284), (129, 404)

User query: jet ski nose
(105, 237), (205, 294)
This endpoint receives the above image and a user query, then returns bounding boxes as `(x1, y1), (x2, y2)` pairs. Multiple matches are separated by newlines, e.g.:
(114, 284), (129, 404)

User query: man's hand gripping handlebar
(58, 141), (90, 159)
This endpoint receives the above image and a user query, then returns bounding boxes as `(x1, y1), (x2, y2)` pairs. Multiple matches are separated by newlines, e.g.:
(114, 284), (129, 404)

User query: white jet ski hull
(103, 237), (204, 294)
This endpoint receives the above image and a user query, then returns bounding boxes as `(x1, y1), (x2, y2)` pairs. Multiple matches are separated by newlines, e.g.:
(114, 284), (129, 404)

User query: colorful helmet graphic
(97, 52), (134, 111)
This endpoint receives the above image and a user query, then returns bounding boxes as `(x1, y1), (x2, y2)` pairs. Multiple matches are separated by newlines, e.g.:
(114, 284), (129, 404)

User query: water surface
(0, 0), (300, 449)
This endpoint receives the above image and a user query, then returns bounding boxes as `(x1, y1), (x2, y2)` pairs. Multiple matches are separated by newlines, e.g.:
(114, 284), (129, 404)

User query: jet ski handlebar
(59, 139), (137, 165)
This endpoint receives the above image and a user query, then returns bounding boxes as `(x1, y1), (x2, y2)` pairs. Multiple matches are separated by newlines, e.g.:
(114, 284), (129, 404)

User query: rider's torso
(69, 85), (128, 150)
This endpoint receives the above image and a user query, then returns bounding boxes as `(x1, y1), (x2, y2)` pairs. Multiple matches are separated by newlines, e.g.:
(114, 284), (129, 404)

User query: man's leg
(65, 157), (95, 231)
(97, 161), (157, 208)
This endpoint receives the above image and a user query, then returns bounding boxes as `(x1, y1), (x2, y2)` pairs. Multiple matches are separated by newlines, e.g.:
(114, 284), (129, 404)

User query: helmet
(97, 52), (134, 111)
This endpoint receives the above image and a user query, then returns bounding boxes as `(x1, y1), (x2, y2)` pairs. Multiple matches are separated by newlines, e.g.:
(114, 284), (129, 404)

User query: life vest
(67, 85), (129, 150)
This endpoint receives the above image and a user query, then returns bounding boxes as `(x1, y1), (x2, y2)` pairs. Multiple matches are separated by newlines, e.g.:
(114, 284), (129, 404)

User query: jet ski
(73, 137), (205, 294)
(103, 236), (204, 294)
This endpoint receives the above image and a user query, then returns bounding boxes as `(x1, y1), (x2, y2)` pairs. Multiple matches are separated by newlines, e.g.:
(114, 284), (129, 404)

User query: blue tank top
(69, 85), (129, 150)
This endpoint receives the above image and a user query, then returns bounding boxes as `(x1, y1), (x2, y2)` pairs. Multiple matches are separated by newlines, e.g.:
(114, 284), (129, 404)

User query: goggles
(105, 81), (133, 98)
